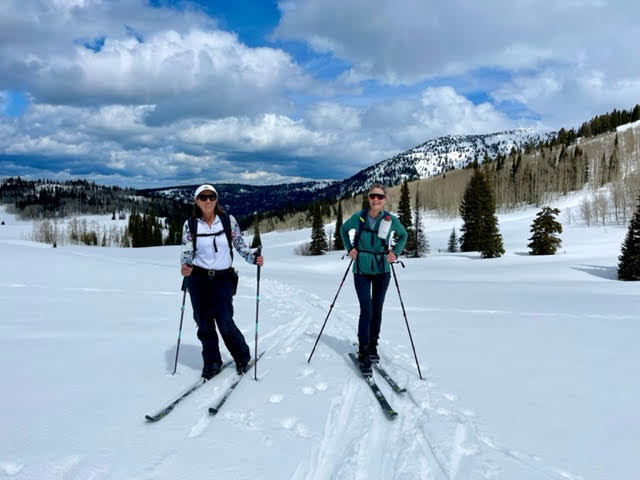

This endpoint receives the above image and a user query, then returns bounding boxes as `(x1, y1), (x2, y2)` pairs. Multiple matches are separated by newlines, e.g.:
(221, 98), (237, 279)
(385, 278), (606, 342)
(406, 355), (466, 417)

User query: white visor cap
(194, 184), (218, 199)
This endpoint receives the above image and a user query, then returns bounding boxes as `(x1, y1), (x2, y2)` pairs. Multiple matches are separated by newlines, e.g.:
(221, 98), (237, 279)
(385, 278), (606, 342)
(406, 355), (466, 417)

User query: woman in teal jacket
(340, 183), (407, 375)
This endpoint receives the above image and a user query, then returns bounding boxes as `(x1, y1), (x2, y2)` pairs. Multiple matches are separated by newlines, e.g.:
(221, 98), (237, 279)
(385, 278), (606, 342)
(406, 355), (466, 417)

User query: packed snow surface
(0, 196), (638, 479)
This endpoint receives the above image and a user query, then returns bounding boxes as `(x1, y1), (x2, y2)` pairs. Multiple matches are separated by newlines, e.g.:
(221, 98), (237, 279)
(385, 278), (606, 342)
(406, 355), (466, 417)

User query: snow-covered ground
(0, 198), (638, 480)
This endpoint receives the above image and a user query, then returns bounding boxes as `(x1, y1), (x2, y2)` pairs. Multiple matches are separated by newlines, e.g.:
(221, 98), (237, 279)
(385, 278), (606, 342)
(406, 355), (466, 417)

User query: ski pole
(307, 256), (353, 363)
(254, 246), (262, 381)
(390, 260), (423, 380)
(172, 277), (188, 375)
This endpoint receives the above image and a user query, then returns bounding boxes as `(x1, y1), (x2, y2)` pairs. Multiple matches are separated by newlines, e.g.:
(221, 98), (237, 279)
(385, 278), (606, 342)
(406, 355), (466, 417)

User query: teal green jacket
(340, 210), (407, 275)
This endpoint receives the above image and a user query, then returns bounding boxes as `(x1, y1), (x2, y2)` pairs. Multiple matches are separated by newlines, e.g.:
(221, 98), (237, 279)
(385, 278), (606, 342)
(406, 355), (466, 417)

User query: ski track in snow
(255, 275), (585, 480)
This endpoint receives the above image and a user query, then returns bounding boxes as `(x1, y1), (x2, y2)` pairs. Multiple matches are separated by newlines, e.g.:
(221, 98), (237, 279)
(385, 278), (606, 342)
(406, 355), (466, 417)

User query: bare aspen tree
(593, 192), (609, 225)
(580, 198), (592, 226)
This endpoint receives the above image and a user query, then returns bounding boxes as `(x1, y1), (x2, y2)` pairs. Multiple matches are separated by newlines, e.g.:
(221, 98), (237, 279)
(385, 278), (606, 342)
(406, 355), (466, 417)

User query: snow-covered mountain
(403, 128), (553, 177)
(323, 128), (554, 198)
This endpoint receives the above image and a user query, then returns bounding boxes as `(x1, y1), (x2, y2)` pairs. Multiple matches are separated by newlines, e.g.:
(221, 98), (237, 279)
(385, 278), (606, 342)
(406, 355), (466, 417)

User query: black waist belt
(192, 265), (233, 277)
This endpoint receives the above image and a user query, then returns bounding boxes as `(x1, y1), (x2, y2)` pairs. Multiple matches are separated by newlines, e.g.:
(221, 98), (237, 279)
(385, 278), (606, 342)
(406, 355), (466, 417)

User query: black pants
(353, 272), (391, 353)
(187, 268), (250, 368)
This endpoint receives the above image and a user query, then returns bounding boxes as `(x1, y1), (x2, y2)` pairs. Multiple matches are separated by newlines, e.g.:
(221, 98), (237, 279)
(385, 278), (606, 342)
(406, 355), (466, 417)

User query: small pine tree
(397, 180), (412, 231)
(251, 217), (262, 248)
(528, 207), (563, 255)
(459, 169), (484, 252)
(309, 205), (328, 255)
(397, 180), (413, 254)
(447, 228), (457, 252)
(410, 191), (429, 257)
(460, 169), (504, 258)
(480, 212), (504, 258)
(618, 196), (640, 280)
(609, 137), (619, 182)
(333, 201), (344, 251)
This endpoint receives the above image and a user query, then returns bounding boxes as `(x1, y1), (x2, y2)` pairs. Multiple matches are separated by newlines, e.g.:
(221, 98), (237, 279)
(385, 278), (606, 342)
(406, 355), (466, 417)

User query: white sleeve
(180, 220), (194, 265)
(230, 215), (256, 264)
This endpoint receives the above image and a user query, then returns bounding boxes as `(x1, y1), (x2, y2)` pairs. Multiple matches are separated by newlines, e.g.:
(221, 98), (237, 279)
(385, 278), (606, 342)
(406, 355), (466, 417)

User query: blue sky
(0, 0), (639, 187)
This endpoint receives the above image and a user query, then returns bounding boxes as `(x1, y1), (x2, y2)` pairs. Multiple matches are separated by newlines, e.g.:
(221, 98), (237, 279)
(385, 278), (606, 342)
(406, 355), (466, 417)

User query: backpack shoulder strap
(219, 212), (233, 260)
(353, 209), (367, 249)
(352, 209), (368, 274)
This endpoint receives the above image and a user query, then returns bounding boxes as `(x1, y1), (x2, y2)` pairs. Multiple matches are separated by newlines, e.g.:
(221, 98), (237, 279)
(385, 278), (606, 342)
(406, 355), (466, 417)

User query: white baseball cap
(194, 184), (218, 199)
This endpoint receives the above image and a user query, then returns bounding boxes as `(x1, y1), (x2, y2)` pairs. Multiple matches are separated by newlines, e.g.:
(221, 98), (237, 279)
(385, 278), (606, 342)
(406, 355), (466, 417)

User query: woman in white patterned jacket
(180, 184), (264, 379)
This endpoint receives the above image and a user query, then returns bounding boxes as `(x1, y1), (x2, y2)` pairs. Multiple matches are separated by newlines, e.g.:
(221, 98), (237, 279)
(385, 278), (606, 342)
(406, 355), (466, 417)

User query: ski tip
(145, 415), (157, 422)
(208, 407), (218, 415)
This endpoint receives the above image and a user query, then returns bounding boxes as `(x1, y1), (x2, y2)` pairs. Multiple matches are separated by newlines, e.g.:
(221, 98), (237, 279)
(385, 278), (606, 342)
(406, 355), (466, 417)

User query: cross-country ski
(209, 352), (265, 415)
(348, 353), (398, 419)
(145, 360), (234, 422)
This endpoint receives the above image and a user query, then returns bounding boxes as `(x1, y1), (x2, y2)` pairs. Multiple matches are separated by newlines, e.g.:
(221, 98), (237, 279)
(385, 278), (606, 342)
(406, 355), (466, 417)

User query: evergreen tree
(152, 215), (163, 246)
(578, 122), (592, 138)
(397, 180), (413, 253)
(599, 151), (608, 186)
(609, 135), (620, 182)
(618, 196), (640, 280)
(480, 201), (505, 259)
(447, 228), (458, 252)
(404, 226), (417, 256)
(251, 216), (262, 248)
(459, 169), (504, 258)
(528, 207), (563, 255)
(410, 191), (429, 257)
(309, 205), (328, 255)
(333, 201), (344, 251)
(459, 169), (484, 252)
(165, 219), (182, 246)
(127, 211), (141, 247)
(397, 180), (412, 230)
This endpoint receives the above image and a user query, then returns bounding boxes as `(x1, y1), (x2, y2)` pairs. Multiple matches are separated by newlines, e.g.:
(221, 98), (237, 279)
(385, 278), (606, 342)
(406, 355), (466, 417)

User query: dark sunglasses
(368, 193), (386, 200)
(197, 193), (217, 201)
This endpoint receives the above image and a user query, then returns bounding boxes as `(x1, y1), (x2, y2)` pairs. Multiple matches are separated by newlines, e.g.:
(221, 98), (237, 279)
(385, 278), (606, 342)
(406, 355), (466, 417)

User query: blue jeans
(187, 268), (250, 368)
(353, 273), (391, 352)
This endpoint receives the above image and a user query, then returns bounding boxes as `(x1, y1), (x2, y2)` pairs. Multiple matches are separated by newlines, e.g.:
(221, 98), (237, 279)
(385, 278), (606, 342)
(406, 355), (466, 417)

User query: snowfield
(0, 199), (638, 480)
